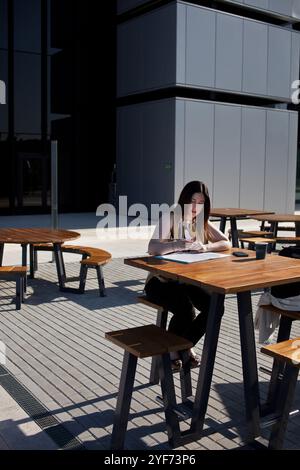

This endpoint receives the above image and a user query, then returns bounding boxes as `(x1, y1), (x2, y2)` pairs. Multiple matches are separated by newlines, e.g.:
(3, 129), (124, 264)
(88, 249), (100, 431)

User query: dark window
(14, 52), (41, 134)
(0, 0), (8, 50)
(0, 51), (8, 132)
(14, 0), (41, 53)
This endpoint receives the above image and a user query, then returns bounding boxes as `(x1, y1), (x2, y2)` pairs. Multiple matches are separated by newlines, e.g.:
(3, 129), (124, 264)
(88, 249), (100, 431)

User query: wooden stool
(239, 237), (275, 252)
(105, 324), (193, 450)
(261, 338), (300, 449)
(0, 266), (27, 310)
(137, 295), (169, 384)
(259, 304), (300, 416)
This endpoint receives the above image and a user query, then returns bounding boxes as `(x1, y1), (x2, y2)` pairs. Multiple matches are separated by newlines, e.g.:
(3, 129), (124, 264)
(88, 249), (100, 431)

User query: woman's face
(185, 192), (205, 219)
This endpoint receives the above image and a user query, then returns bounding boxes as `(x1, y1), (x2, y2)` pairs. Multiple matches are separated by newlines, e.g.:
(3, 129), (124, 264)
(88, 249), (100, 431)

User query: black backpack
(270, 246), (300, 299)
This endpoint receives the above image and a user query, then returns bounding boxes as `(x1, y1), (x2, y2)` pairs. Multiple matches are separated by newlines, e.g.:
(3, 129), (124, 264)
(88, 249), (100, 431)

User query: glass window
(14, 52), (41, 134)
(0, 51), (8, 132)
(0, 0), (8, 50)
(14, 0), (41, 53)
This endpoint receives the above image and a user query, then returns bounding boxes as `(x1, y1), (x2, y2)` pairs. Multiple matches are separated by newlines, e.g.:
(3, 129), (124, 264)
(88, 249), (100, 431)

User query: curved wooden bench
(105, 324), (192, 449)
(0, 266), (27, 310)
(239, 237), (275, 252)
(261, 338), (300, 449)
(32, 243), (111, 296)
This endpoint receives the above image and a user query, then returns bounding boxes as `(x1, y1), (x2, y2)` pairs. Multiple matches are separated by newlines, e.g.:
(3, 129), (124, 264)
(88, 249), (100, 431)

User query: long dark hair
(177, 181), (211, 233)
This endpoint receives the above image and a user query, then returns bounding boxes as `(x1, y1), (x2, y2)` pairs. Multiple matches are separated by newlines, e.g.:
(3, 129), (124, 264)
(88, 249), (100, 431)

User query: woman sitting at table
(144, 180), (230, 370)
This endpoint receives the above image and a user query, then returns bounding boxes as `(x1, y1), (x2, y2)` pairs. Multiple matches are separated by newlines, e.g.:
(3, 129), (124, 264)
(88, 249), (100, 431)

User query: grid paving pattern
(0, 257), (299, 450)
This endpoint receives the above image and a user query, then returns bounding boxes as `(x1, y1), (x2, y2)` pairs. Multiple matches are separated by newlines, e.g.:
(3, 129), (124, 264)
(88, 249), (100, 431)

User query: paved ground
(0, 257), (299, 450)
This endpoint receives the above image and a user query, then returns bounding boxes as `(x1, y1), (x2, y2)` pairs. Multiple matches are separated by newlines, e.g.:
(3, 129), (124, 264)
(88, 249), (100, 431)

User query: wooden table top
(0, 228), (80, 244)
(125, 248), (300, 294)
(210, 208), (274, 218)
(252, 214), (300, 223)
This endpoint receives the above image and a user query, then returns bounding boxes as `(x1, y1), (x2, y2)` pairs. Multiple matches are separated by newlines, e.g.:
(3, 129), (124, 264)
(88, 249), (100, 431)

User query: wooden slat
(261, 337), (300, 367)
(105, 324), (192, 358)
(240, 231), (272, 237)
(275, 237), (300, 242)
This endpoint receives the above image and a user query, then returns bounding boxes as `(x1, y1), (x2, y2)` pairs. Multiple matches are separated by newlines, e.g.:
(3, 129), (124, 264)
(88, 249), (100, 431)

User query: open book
(155, 252), (230, 264)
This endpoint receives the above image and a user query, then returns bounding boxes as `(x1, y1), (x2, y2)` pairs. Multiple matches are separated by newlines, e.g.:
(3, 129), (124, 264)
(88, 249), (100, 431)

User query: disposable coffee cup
(255, 242), (268, 260)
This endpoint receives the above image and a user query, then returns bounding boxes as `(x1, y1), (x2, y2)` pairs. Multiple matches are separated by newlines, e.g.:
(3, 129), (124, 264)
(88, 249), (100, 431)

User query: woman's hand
(188, 241), (207, 252)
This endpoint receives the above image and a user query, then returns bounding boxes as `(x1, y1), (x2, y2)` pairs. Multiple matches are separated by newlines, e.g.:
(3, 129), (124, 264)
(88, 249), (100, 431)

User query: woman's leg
(183, 284), (212, 346)
(144, 277), (196, 338)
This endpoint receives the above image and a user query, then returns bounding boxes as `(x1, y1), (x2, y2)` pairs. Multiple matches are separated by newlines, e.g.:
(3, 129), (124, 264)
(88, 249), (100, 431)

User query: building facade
(117, 0), (300, 212)
(0, 0), (116, 215)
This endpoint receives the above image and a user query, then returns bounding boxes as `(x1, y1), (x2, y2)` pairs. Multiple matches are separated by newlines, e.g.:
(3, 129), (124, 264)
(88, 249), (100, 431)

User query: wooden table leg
(0, 243), (4, 266)
(53, 243), (67, 290)
(189, 292), (225, 436)
(237, 291), (261, 440)
(219, 217), (226, 234)
(230, 217), (239, 248)
(21, 243), (28, 293)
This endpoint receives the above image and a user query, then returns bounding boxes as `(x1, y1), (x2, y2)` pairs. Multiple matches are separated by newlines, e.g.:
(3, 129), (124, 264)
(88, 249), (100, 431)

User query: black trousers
(144, 276), (212, 346)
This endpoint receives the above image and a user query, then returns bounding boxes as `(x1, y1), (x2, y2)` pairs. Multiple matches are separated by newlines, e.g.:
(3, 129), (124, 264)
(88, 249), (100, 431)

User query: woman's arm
(202, 221), (231, 252)
(148, 213), (190, 256)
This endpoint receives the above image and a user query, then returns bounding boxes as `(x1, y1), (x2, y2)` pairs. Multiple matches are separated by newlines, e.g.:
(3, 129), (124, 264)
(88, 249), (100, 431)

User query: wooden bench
(275, 236), (300, 244)
(32, 244), (111, 296)
(105, 324), (193, 449)
(0, 266), (27, 310)
(261, 337), (300, 449)
(259, 304), (300, 418)
(237, 237), (275, 252)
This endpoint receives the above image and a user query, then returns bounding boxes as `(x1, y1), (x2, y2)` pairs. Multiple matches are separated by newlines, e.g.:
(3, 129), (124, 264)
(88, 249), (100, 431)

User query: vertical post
(51, 140), (58, 230)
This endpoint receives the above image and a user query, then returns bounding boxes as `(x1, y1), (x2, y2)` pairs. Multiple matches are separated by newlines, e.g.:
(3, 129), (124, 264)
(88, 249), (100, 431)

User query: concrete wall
(117, 2), (300, 101)
(117, 98), (298, 213)
(117, 0), (300, 19)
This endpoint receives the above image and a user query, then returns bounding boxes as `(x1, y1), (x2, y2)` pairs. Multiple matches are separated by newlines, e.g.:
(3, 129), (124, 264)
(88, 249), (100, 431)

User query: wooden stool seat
(261, 337), (300, 449)
(261, 337), (300, 367)
(105, 324), (192, 358)
(240, 237), (275, 244)
(275, 237), (300, 243)
(0, 266), (27, 310)
(105, 324), (193, 449)
(239, 231), (272, 237)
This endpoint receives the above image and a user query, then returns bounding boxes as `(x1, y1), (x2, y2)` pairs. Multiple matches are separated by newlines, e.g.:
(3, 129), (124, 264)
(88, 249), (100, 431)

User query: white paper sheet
(156, 252), (230, 264)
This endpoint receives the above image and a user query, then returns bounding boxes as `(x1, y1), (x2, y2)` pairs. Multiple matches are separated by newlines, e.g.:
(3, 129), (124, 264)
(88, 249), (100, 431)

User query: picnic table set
(1, 208), (300, 450)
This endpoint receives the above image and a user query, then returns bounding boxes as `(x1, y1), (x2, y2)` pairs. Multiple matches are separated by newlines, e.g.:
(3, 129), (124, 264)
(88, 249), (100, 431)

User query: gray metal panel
(269, 0), (293, 16)
(184, 100), (214, 191)
(116, 106), (143, 208)
(243, 20), (268, 95)
(286, 113), (298, 212)
(216, 13), (243, 92)
(291, 32), (300, 90)
(176, 2), (186, 85)
(174, 99), (185, 202)
(264, 110), (290, 212)
(240, 108), (266, 209)
(185, 6), (216, 88)
(268, 26), (291, 99)
(117, 20), (143, 97)
(244, 0), (268, 8)
(213, 104), (241, 207)
(142, 5), (177, 92)
(117, 0), (148, 15)
(142, 101), (176, 208)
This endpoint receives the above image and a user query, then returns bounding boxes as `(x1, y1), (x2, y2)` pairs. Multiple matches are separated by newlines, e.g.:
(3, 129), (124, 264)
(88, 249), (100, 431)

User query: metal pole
(51, 140), (58, 230)
(51, 141), (58, 263)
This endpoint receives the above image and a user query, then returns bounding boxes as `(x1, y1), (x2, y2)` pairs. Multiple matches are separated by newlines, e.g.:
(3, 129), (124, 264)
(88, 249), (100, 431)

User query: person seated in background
(144, 180), (231, 370)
